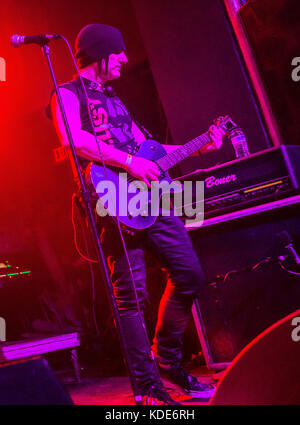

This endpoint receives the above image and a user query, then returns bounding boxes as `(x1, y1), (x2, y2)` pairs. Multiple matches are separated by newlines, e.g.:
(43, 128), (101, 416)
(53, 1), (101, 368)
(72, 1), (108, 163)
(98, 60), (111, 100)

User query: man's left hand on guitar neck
(199, 124), (225, 154)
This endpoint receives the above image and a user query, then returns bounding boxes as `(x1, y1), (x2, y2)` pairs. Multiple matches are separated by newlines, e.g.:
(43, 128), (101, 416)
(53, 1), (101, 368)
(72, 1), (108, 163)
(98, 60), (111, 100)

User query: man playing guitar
(51, 23), (224, 405)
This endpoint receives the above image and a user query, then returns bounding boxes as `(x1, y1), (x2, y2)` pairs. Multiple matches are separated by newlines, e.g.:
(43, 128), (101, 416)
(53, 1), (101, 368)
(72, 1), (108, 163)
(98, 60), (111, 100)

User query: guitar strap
(133, 119), (153, 141)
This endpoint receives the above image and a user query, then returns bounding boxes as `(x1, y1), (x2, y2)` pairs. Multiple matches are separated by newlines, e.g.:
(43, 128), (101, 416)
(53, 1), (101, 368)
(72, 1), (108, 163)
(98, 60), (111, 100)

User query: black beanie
(75, 24), (126, 68)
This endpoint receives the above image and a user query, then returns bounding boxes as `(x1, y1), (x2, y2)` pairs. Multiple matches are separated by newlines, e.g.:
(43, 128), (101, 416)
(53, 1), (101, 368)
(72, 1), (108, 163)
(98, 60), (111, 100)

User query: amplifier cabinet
(189, 197), (300, 368)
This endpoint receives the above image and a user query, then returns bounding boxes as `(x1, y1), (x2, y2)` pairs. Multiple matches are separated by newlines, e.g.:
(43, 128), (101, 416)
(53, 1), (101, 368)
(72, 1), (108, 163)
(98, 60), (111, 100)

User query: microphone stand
(41, 42), (143, 404)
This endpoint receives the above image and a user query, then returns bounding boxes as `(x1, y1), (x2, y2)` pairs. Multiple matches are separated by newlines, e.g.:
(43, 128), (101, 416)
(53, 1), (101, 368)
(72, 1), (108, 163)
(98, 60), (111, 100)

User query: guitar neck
(156, 131), (211, 172)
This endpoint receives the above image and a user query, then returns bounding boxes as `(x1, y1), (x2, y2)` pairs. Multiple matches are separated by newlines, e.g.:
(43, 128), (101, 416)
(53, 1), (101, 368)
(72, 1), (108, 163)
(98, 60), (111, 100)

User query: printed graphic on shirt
(88, 99), (112, 142)
(87, 93), (136, 153)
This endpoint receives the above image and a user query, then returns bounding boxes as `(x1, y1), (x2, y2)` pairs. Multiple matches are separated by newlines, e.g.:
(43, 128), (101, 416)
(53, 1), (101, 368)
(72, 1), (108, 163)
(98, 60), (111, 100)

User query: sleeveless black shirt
(54, 77), (139, 170)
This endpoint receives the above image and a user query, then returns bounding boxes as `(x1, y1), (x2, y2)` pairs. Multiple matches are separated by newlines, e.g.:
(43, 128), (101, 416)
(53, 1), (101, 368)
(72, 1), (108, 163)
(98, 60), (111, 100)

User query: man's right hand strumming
(127, 156), (160, 188)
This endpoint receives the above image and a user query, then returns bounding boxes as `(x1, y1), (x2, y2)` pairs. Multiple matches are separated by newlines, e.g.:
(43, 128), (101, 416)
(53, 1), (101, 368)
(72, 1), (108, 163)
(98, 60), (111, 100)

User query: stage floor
(64, 366), (222, 405)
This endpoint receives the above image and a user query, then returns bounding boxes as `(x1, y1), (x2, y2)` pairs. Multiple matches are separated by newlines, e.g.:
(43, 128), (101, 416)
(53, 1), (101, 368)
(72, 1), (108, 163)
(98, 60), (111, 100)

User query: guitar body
(86, 116), (237, 229)
(135, 138), (169, 163)
(87, 140), (176, 230)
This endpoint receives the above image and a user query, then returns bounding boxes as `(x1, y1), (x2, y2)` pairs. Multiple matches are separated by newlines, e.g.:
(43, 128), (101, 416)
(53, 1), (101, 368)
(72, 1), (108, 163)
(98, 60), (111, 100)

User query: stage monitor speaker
(210, 309), (300, 405)
(189, 200), (300, 368)
(0, 358), (73, 405)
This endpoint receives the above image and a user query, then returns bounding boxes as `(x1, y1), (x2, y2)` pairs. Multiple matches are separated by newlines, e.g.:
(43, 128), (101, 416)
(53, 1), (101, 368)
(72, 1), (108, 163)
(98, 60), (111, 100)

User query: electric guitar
(86, 115), (238, 229)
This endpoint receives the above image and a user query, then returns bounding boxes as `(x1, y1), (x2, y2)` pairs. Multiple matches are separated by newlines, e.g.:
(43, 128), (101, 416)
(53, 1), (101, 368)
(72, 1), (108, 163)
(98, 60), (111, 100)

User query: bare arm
(131, 121), (223, 155)
(161, 124), (225, 155)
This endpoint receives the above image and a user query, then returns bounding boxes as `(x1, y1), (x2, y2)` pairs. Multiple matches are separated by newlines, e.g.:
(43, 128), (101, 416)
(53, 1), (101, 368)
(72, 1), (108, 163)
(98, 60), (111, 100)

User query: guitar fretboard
(156, 131), (211, 172)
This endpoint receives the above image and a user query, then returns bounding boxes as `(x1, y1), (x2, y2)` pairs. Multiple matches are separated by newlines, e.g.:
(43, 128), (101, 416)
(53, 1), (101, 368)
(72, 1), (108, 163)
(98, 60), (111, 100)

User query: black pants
(102, 212), (205, 391)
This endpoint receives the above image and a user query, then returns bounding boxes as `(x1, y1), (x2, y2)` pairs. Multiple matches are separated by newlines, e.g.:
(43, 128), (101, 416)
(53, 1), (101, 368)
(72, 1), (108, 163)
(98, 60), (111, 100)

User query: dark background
(0, 0), (298, 370)
(239, 0), (300, 147)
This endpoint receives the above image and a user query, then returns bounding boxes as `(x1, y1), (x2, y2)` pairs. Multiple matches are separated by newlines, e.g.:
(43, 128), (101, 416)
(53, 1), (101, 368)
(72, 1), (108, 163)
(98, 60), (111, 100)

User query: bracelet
(124, 153), (133, 171)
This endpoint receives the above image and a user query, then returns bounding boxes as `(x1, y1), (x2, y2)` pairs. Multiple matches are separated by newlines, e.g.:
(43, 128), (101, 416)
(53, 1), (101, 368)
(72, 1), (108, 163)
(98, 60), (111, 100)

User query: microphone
(10, 34), (61, 48)
(278, 231), (300, 265)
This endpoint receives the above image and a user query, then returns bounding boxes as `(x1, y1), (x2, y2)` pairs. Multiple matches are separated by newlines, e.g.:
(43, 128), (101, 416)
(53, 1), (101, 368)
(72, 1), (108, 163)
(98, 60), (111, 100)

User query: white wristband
(124, 154), (133, 170)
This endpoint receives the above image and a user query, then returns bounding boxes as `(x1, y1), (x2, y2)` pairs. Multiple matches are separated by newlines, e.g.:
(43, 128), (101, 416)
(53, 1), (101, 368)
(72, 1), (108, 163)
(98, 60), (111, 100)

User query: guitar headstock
(213, 115), (239, 135)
